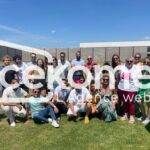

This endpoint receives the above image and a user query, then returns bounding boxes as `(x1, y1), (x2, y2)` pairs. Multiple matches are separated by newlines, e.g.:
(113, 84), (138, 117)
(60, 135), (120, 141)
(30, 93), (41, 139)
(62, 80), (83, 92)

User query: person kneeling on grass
(67, 86), (92, 124)
(97, 74), (118, 122)
(28, 88), (59, 128)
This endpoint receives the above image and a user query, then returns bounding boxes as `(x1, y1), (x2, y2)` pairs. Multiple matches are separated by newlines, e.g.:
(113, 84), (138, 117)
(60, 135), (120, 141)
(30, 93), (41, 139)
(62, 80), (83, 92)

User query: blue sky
(0, 0), (150, 48)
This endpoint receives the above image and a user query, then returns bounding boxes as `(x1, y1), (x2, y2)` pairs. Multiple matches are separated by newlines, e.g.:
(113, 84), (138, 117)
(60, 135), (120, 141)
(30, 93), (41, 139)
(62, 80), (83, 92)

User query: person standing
(71, 51), (85, 67)
(58, 52), (71, 79)
(117, 57), (140, 124)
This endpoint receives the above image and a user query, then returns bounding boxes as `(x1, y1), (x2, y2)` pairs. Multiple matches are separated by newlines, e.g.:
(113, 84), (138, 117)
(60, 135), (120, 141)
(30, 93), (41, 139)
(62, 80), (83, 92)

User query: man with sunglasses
(117, 57), (141, 124)
(28, 88), (59, 128)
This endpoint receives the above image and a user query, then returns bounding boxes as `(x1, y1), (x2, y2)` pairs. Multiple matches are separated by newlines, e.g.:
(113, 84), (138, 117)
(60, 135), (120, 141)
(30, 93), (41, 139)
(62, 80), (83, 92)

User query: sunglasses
(34, 91), (40, 94)
(113, 57), (119, 60)
(135, 56), (140, 59)
(127, 60), (133, 63)
(103, 78), (109, 81)
(144, 61), (150, 64)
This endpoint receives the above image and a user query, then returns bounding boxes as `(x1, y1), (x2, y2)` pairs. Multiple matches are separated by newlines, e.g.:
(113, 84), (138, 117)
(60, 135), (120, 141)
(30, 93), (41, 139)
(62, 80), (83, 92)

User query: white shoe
(51, 120), (59, 128)
(142, 118), (150, 125)
(136, 117), (142, 121)
(48, 118), (52, 123)
(120, 114), (128, 121)
(10, 122), (16, 127)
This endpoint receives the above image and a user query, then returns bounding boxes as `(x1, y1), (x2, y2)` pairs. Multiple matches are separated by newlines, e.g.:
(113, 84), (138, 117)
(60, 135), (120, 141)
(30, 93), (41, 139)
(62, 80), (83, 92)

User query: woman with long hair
(111, 54), (121, 69)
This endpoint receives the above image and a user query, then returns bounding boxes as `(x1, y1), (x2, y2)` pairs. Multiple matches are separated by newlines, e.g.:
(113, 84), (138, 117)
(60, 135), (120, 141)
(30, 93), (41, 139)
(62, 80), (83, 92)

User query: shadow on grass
(145, 122), (150, 133)
(0, 114), (6, 120)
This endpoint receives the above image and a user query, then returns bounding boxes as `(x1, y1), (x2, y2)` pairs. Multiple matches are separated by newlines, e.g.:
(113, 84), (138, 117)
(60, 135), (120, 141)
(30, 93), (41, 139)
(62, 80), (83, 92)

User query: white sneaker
(136, 117), (142, 121)
(48, 118), (52, 123)
(142, 118), (150, 125)
(10, 122), (16, 127)
(51, 120), (59, 128)
(120, 114), (128, 121)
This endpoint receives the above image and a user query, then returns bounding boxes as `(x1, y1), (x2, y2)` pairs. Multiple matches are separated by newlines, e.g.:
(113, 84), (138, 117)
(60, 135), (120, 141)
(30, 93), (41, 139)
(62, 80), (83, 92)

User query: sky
(0, 0), (150, 48)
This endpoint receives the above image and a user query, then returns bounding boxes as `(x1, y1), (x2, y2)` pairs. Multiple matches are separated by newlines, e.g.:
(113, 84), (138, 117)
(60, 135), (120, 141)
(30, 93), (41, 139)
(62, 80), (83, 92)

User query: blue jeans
(33, 107), (56, 123)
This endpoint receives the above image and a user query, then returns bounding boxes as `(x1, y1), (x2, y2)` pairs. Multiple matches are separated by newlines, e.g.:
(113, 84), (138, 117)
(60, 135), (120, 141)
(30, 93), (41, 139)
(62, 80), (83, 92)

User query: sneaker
(142, 118), (150, 125)
(136, 116), (146, 122)
(120, 114), (128, 121)
(10, 122), (16, 127)
(51, 120), (59, 128)
(84, 116), (90, 124)
(77, 116), (84, 121)
(48, 118), (52, 123)
(136, 117), (142, 121)
(129, 116), (135, 124)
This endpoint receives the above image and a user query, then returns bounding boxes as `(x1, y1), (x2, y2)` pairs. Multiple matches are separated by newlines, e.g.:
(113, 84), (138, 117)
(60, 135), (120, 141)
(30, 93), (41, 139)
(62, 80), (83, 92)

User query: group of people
(0, 50), (150, 128)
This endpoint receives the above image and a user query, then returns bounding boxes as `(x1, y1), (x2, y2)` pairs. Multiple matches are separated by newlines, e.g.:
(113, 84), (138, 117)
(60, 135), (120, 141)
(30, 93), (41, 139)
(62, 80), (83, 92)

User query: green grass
(0, 116), (150, 150)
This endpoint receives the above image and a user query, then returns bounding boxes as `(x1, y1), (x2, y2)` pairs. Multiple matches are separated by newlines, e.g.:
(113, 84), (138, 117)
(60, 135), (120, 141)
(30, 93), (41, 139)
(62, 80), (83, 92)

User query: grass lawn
(0, 116), (150, 150)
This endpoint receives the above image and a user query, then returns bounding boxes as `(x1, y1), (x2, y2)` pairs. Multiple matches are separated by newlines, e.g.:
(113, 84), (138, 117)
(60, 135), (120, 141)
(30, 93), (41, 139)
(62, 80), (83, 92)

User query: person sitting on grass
(97, 74), (118, 122)
(40, 86), (59, 116)
(28, 88), (59, 128)
(67, 86), (92, 124)
(1, 71), (28, 127)
(88, 80), (101, 115)
(53, 79), (71, 117)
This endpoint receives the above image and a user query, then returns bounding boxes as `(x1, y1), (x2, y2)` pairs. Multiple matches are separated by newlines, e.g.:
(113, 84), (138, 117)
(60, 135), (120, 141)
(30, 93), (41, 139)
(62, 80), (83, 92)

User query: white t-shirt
(58, 60), (71, 78)
(71, 59), (85, 66)
(68, 87), (92, 105)
(58, 60), (70, 68)
(2, 86), (28, 101)
(118, 64), (141, 92)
